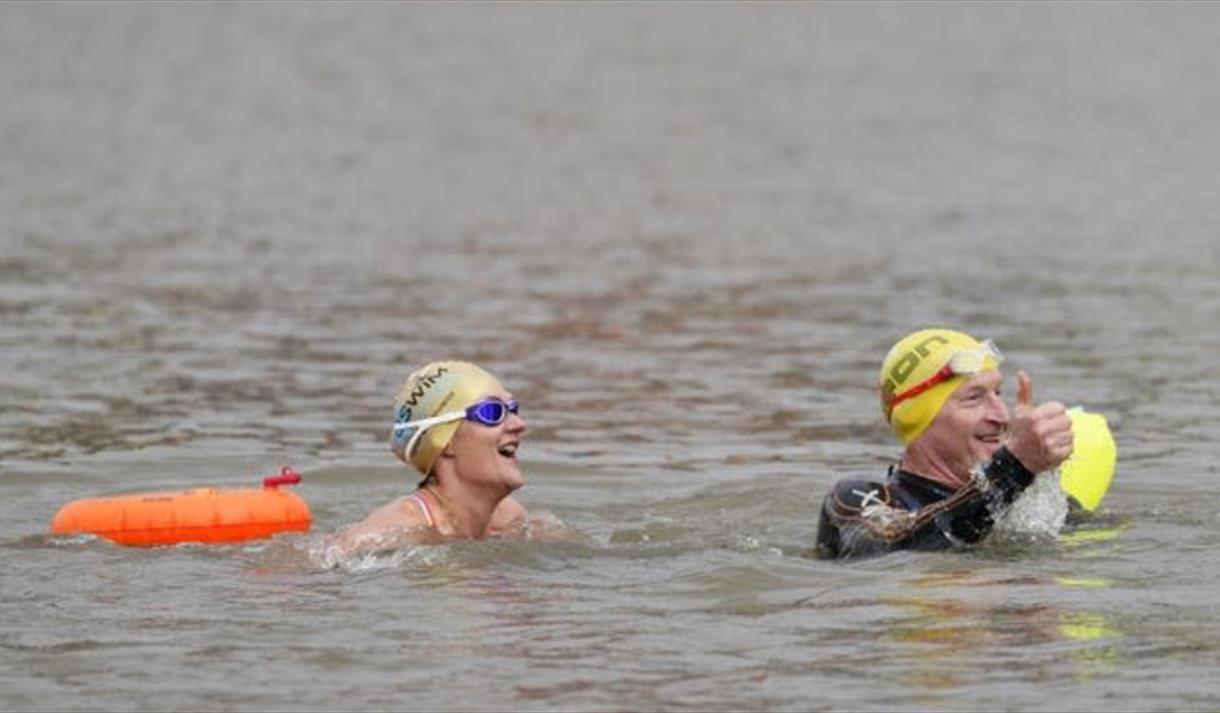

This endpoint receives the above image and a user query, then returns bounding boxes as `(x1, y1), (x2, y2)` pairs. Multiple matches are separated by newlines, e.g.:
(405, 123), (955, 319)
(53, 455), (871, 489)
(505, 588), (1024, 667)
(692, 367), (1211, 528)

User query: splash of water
(993, 471), (1069, 539)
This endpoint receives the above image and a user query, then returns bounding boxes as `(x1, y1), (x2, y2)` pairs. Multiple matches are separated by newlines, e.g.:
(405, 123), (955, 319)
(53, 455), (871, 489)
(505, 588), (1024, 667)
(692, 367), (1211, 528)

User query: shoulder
(494, 495), (528, 520)
(815, 475), (892, 559)
(348, 496), (433, 539)
(487, 496), (528, 536)
(331, 496), (432, 556)
(366, 495), (431, 526)
(822, 477), (893, 514)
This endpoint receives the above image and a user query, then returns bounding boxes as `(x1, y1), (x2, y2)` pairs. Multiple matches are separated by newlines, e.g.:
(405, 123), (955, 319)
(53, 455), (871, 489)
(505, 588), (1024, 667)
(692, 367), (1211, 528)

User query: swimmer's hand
(1006, 370), (1074, 474)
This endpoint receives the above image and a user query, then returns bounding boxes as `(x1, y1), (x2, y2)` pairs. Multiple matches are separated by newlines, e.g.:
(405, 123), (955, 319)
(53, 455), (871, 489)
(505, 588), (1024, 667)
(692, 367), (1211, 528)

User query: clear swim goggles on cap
(884, 339), (1003, 418)
(393, 397), (519, 457)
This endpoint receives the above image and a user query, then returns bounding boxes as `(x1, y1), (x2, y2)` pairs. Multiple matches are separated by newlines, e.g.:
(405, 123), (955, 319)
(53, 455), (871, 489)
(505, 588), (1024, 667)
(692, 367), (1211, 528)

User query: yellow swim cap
(879, 328), (1001, 445)
(1059, 408), (1117, 512)
(389, 361), (502, 475)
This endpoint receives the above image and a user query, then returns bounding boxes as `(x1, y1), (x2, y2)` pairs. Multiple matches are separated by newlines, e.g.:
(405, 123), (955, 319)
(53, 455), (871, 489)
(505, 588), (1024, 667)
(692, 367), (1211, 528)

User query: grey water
(2, 2), (1219, 711)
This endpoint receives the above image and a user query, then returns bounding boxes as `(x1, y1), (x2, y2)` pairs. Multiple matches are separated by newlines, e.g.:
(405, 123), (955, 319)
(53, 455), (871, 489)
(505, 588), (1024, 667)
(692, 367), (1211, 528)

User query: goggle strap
(399, 411), (466, 461)
(392, 410), (467, 434)
(885, 364), (955, 420)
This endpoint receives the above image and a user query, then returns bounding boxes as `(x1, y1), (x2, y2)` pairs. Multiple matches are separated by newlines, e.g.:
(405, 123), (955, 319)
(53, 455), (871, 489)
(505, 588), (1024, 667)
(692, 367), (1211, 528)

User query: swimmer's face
(443, 381), (527, 494)
(915, 370), (1009, 481)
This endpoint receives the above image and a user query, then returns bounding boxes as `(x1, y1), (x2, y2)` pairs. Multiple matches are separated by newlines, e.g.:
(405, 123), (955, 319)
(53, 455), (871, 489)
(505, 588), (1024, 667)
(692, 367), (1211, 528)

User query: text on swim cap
(881, 334), (950, 404)
(394, 365), (450, 424)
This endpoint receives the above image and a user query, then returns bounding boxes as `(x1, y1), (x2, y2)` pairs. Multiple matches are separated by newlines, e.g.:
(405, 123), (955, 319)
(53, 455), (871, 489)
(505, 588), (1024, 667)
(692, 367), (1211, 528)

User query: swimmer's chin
(500, 465), (526, 491)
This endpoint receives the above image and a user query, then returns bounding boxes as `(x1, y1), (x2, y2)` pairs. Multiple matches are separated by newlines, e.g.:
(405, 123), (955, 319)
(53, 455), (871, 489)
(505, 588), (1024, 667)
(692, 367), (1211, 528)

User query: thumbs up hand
(1014, 369), (1035, 419)
(1005, 370), (1074, 474)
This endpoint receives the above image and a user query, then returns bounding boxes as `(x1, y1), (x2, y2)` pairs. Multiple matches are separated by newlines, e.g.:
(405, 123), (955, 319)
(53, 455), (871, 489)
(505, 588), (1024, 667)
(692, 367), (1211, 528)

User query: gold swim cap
(879, 328), (1001, 445)
(389, 361), (502, 475)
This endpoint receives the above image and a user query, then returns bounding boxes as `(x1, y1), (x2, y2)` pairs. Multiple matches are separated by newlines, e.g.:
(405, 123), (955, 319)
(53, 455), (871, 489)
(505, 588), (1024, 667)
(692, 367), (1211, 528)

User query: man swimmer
(334, 361), (532, 554)
(815, 328), (1074, 559)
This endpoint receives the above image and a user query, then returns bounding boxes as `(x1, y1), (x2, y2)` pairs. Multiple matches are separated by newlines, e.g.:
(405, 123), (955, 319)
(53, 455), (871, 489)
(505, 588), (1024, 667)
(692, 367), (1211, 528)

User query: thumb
(1015, 370), (1034, 416)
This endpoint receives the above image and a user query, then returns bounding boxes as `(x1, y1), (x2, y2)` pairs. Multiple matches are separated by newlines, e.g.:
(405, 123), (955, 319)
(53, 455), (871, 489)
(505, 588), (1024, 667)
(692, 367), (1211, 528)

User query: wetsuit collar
(888, 467), (961, 510)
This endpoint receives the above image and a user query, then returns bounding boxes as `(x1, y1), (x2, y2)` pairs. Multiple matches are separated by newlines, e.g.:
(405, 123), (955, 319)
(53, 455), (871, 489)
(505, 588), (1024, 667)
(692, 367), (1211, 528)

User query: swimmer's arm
(893, 448), (1034, 547)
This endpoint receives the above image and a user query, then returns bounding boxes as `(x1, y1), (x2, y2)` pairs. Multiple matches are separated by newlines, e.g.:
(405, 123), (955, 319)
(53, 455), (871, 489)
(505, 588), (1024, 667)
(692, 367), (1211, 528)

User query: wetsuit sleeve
(815, 447), (1036, 559)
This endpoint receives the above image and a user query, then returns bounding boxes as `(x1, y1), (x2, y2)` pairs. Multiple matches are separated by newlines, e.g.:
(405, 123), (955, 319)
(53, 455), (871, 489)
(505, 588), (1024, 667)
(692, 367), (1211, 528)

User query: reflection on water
(888, 570), (1123, 695)
(3, 2), (1220, 711)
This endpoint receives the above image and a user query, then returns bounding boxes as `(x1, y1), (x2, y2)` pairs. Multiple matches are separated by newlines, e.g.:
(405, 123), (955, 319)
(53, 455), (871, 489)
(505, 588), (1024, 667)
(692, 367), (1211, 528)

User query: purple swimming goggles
(392, 397), (519, 456)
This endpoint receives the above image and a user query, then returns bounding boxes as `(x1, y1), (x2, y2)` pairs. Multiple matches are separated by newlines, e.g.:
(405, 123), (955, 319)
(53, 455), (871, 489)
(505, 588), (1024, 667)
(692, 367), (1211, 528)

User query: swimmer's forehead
(952, 370), (1002, 396)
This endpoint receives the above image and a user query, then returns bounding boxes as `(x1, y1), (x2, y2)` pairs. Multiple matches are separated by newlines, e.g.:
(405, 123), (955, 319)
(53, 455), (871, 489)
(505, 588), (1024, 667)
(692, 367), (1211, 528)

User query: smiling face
(442, 382), (528, 495)
(906, 370), (1009, 486)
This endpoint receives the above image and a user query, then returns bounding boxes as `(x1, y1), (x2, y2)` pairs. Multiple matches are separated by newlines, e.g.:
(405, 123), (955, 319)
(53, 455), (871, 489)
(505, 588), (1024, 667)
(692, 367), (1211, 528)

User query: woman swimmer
(333, 361), (535, 555)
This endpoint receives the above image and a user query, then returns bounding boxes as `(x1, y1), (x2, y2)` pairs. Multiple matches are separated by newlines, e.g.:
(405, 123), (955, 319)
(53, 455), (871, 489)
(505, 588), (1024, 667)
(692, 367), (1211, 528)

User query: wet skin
(336, 383), (530, 550)
(902, 369), (1073, 489)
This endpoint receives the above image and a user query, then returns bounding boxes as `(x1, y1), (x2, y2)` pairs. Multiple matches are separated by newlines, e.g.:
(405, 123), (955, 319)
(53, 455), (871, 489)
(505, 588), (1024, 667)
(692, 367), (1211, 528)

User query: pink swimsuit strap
(408, 491), (436, 529)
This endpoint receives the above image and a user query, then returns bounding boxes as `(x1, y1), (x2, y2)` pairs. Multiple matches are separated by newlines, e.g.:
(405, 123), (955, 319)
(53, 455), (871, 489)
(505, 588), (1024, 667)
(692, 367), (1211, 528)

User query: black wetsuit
(815, 447), (1036, 559)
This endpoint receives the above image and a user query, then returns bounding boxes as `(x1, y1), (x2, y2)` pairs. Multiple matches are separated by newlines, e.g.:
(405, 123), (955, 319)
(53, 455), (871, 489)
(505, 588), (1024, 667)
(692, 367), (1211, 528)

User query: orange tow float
(50, 467), (312, 547)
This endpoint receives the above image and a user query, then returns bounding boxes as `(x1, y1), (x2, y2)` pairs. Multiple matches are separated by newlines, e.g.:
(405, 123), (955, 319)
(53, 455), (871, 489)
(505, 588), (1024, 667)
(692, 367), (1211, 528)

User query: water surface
(2, 3), (1219, 711)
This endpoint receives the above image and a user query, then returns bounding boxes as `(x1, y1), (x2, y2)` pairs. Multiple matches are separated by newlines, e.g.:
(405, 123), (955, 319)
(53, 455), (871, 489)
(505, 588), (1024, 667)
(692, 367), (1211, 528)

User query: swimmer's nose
(506, 411), (527, 434)
(986, 390), (1010, 424)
